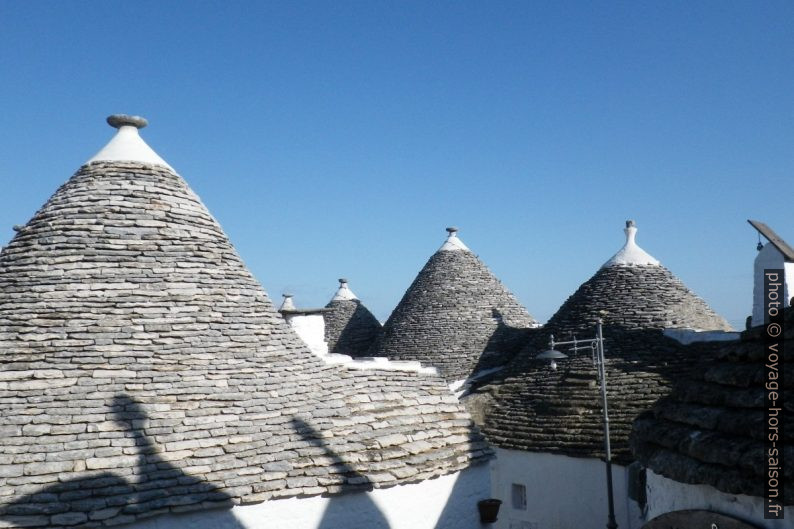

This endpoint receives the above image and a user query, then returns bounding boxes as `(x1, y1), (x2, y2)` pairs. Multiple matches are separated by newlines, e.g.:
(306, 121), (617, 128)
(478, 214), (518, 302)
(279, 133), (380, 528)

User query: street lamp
(536, 319), (618, 529)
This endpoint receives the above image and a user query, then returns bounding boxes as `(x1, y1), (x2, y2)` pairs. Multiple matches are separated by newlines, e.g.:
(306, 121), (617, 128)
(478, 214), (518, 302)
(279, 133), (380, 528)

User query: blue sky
(1, 1), (792, 329)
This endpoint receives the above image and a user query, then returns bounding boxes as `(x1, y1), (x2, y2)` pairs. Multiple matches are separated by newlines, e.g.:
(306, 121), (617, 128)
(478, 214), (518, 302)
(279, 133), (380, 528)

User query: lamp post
(536, 319), (618, 529)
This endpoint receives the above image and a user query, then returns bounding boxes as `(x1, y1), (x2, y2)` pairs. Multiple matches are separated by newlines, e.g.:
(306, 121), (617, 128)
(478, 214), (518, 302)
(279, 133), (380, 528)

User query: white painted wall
(645, 469), (792, 529)
(283, 313), (329, 356)
(662, 328), (740, 345)
(751, 244), (794, 326)
(490, 448), (644, 529)
(128, 464), (491, 529)
(283, 313), (440, 375)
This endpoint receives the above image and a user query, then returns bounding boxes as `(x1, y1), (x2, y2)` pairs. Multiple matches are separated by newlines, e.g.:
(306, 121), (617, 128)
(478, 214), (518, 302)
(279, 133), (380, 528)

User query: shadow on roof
(291, 417), (391, 528)
(326, 300), (383, 358)
(0, 394), (241, 528)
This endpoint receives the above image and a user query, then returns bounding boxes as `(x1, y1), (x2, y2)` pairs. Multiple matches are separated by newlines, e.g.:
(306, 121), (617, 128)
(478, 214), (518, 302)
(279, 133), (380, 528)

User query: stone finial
(601, 219), (660, 268)
(107, 114), (148, 129)
(87, 114), (172, 169)
(439, 226), (469, 252)
(279, 293), (296, 311)
(625, 220), (638, 244)
(332, 279), (358, 301)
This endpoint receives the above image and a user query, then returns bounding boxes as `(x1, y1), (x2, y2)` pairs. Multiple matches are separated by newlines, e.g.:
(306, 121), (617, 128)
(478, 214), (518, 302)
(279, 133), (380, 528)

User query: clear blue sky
(1, 1), (792, 329)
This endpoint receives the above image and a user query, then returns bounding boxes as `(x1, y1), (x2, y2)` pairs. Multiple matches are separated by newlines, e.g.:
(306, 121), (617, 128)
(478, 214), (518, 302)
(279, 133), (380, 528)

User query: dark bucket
(477, 499), (502, 524)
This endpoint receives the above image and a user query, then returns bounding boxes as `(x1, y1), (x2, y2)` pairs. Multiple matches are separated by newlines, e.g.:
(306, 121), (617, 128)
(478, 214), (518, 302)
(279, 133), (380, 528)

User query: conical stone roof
(478, 221), (732, 463)
(631, 309), (794, 505)
(324, 279), (382, 357)
(0, 116), (490, 528)
(547, 221), (731, 334)
(368, 227), (538, 381)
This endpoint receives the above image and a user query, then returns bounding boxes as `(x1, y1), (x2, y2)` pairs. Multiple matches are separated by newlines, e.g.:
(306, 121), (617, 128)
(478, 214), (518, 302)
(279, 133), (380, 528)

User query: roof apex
(438, 226), (470, 252)
(86, 114), (173, 170)
(331, 278), (359, 301)
(601, 220), (660, 268)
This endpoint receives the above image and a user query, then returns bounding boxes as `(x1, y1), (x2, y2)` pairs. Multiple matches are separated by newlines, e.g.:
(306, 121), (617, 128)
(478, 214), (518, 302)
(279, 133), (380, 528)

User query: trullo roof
(479, 221), (732, 463)
(631, 310), (793, 505)
(323, 279), (382, 357)
(368, 227), (538, 381)
(0, 116), (490, 528)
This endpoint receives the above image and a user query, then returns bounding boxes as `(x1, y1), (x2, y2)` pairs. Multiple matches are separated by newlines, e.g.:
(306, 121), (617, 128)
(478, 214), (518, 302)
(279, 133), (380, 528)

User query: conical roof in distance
(323, 278), (382, 357)
(481, 220), (732, 462)
(368, 227), (538, 381)
(548, 220), (731, 334)
(0, 116), (490, 528)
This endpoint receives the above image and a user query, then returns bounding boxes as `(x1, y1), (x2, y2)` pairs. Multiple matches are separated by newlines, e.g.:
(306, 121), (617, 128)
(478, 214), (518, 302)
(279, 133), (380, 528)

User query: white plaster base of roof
(751, 244), (794, 327)
(123, 464), (490, 529)
(662, 328), (740, 345)
(331, 282), (358, 301)
(490, 448), (644, 529)
(602, 224), (660, 268)
(343, 356), (439, 375)
(450, 366), (505, 398)
(645, 469), (791, 529)
(439, 232), (470, 252)
(86, 125), (173, 170)
(282, 313), (439, 375)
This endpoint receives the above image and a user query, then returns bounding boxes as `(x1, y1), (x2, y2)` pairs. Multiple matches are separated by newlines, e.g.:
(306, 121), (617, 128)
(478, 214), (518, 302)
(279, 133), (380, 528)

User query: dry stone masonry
(0, 118), (491, 528)
(368, 228), (537, 382)
(477, 221), (733, 463)
(632, 309), (793, 504)
(323, 279), (382, 357)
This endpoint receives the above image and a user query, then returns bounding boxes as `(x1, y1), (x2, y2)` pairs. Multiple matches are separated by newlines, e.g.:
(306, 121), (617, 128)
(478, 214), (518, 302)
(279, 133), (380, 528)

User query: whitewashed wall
(645, 470), (792, 529)
(751, 244), (794, 326)
(128, 464), (490, 529)
(490, 448), (644, 529)
(662, 328), (739, 345)
(283, 313), (329, 355)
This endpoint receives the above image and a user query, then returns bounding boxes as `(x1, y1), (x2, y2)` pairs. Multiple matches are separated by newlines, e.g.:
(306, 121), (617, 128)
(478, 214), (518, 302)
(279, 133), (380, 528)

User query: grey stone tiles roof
(0, 158), (490, 528)
(324, 298), (382, 357)
(476, 261), (732, 463)
(631, 310), (793, 504)
(367, 244), (538, 382)
(544, 264), (732, 334)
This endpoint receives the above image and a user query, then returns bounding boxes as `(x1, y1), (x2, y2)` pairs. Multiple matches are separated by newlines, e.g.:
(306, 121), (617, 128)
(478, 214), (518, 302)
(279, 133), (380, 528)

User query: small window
(511, 483), (527, 510)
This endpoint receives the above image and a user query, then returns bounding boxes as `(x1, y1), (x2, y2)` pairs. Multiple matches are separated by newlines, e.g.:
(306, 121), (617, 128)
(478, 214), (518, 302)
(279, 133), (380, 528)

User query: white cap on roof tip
(438, 226), (470, 252)
(601, 220), (660, 268)
(279, 293), (296, 311)
(86, 114), (173, 170)
(331, 278), (359, 301)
